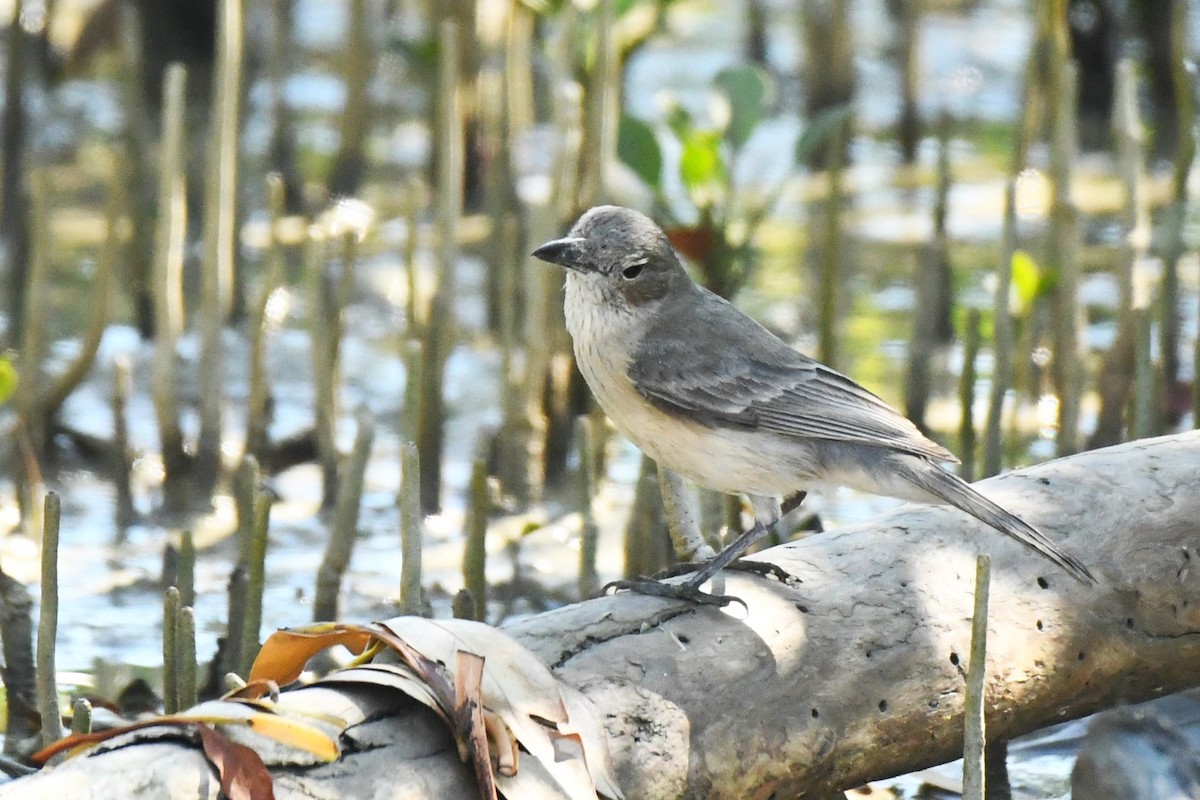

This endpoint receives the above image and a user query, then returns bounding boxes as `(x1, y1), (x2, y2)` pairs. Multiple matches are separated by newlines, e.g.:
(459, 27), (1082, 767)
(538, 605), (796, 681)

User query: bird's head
(532, 205), (688, 309)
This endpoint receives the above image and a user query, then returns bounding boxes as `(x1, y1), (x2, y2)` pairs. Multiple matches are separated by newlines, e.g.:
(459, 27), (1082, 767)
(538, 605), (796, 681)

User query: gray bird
(533, 205), (1095, 602)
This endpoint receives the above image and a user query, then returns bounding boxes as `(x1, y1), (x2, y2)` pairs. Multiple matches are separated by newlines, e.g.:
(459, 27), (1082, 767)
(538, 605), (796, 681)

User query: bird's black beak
(531, 236), (588, 272)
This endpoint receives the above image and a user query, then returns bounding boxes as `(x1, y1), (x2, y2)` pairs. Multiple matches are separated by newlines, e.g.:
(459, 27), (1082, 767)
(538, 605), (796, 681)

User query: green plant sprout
(618, 64), (850, 298)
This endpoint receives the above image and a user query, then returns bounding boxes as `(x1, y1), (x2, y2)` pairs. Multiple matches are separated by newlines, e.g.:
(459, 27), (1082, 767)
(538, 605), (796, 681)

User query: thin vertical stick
(505, 2), (535, 142)
(178, 606), (198, 709)
(69, 698), (92, 735)
(266, 0), (294, 190)
(36, 493), (63, 745)
(576, 418), (600, 598)
(240, 489), (271, 675)
(417, 294), (447, 512)
(1112, 61), (1155, 439)
(435, 19), (462, 298)
(578, 0), (615, 207)
(1162, 0), (1194, 401)
(19, 170), (51, 457)
(314, 406), (375, 621)
(310, 235), (341, 507)
(817, 117), (847, 369)
(983, 180), (1018, 478)
(1132, 280), (1157, 440)
(402, 179), (424, 336)
(225, 455), (257, 676)
(246, 173), (287, 461)
(327, 0), (370, 193)
(958, 309), (982, 483)
(400, 339), (423, 446)
(1049, 59), (1084, 456)
(198, 0), (245, 482)
(399, 442), (424, 615)
(178, 529), (196, 609)
(906, 111), (952, 429)
(233, 455), (260, 565)
(162, 585), (181, 714)
(116, 1), (155, 338)
(462, 457), (489, 621)
(222, 563), (247, 679)
(419, 20), (462, 513)
(1, 0), (29, 344)
(153, 63), (188, 510)
(962, 554), (991, 800)
(208, 0), (243, 312)
(112, 355), (136, 530)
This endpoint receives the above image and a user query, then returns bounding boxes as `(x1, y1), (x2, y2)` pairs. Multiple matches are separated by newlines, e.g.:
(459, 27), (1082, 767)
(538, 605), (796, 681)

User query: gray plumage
(533, 205), (1094, 585)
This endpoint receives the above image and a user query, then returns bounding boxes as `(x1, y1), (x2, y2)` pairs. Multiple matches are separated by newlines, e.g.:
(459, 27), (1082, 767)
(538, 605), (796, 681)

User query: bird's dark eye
(622, 262), (645, 280)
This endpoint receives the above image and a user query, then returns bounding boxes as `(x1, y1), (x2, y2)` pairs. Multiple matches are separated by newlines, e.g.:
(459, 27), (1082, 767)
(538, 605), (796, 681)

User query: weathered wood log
(4, 432), (1199, 798)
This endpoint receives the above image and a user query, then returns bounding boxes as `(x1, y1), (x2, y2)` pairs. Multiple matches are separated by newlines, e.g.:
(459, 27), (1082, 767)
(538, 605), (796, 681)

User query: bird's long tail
(895, 459), (1096, 585)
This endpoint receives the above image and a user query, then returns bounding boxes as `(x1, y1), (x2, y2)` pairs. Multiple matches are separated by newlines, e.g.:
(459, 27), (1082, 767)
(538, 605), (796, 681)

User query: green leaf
(1010, 249), (1041, 314)
(713, 66), (771, 148)
(0, 356), (17, 405)
(617, 115), (663, 190)
(679, 131), (726, 192)
(795, 104), (853, 164)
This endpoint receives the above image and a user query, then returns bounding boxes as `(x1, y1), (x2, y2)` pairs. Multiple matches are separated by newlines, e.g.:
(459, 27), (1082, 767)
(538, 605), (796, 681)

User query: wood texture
(5, 433), (1199, 799)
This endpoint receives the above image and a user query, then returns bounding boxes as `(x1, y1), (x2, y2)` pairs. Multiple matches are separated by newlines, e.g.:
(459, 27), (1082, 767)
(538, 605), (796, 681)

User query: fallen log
(4, 432), (1199, 799)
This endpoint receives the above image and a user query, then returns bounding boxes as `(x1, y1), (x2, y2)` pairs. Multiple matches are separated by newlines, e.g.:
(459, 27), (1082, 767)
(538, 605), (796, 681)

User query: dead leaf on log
(379, 617), (626, 800)
(196, 723), (276, 800)
(250, 616), (625, 799)
(455, 651), (499, 800)
(31, 700), (340, 767)
(248, 624), (376, 685)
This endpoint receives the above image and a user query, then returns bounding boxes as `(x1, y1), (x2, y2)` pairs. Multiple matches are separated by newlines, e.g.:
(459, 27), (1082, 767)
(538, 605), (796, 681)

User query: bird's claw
(602, 578), (746, 609)
(651, 558), (794, 585)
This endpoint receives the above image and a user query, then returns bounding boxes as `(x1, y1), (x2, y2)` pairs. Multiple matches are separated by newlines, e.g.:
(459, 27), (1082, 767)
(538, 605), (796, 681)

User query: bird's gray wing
(628, 286), (957, 463)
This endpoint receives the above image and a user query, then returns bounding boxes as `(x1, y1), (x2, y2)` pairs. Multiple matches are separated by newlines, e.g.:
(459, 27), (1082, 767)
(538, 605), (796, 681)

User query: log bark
(4, 433), (1200, 799)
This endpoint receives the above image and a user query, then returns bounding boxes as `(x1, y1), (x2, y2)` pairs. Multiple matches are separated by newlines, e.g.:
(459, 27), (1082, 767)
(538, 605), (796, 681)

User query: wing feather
(629, 285), (957, 463)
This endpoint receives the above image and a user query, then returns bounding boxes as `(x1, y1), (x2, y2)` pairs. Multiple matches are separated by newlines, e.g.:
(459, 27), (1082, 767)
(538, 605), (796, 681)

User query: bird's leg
(604, 520), (784, 607)
(680, 519), (778, 588)
(604, 493), (805, 607)
(653, 491), (806, 582)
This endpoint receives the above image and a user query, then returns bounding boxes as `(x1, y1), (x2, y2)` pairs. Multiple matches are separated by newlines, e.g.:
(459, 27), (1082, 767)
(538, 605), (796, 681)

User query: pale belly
(571, 333), (813, 497)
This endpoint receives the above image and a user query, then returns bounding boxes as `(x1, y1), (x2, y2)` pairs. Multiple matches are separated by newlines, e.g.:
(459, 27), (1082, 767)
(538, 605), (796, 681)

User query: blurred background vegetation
(0, 0), (1196, 785)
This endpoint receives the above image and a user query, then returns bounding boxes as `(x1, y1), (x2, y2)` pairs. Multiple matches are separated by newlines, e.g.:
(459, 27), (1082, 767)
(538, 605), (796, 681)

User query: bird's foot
(651, 558), (794, 585)
(602, 578), (744, 609)
(603, 559), (796, 608)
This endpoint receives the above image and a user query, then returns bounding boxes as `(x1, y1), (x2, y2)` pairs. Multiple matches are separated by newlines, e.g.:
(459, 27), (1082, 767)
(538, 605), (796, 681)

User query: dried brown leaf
(246, 713), (339, 761)
(197, 723), (276, 800)
(249, 624), (375, 685)
(223, 679), (280, 702)
(379, 617), (624, 800)
(455, 651), (497, 800)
